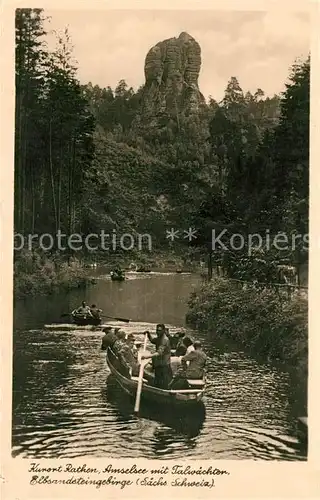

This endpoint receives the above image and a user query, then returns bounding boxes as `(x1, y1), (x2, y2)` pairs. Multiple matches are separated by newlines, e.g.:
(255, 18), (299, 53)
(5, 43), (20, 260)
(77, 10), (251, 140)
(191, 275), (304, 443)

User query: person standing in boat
(141, 324), (172, 389)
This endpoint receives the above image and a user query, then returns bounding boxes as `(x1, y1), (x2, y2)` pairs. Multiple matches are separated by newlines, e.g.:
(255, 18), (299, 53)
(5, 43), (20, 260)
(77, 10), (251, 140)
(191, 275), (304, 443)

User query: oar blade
(101, 315), (130, 323)
(134, 333), (149, 414)
(115, 317), (130, 323)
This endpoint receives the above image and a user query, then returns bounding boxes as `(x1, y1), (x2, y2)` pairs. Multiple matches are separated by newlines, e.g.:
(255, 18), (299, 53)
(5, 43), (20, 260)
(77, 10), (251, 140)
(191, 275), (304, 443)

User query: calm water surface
(12, 269), (307, 460)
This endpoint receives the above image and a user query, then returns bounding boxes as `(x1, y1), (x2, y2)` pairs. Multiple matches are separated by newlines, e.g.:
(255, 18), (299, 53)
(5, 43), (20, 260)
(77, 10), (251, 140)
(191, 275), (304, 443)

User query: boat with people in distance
(106, 347), (206, 406)
(110, 270), (125, 281)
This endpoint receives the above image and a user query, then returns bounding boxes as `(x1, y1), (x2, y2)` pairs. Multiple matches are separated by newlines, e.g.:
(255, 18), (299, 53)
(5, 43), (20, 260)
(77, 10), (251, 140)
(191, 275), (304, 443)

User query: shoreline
(186, 277), (308, 409)
(13, 249), (203, 299)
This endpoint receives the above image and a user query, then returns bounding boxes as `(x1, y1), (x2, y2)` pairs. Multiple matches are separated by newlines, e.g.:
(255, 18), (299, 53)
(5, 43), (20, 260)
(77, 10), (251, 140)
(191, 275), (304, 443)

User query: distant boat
(71, 312), (102, 326)
(110, 270), (125, 281)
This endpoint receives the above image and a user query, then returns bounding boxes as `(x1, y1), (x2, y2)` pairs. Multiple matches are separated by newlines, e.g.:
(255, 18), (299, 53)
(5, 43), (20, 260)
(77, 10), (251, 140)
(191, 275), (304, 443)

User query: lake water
(12, 269), (307, 460)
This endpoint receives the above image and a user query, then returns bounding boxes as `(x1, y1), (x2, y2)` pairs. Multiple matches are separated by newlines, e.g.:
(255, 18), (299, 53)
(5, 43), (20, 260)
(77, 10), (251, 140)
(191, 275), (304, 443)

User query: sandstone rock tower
(142, 32), (205, 117)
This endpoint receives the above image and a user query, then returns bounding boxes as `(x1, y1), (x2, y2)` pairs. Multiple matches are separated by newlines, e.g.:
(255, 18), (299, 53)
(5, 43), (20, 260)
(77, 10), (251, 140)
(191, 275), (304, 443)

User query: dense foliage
(186, 279), (308, 373)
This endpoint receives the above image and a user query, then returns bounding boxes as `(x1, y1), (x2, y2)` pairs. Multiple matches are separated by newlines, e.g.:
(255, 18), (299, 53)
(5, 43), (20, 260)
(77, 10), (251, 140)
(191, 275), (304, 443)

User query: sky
(45, 9), (310, 101)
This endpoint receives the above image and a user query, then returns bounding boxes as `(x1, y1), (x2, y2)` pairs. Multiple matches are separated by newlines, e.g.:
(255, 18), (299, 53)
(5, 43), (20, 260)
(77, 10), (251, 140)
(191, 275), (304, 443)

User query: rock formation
(142, 32), (205, 117)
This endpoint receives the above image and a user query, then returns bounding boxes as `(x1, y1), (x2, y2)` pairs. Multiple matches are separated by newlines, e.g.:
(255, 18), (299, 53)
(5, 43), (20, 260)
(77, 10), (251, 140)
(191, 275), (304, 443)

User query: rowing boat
(106, 348), (205, 405)
(72, 315), (101, 326)
(110, 271), (125, 281)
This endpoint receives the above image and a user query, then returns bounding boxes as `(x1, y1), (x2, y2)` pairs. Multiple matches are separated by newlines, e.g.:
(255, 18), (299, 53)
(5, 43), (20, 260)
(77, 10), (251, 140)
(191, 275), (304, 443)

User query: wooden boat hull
(106, 348), (204, 405)
(110, 273), (125, 281)
(106, 374), (206, 435)
(72, 315), (102, 326)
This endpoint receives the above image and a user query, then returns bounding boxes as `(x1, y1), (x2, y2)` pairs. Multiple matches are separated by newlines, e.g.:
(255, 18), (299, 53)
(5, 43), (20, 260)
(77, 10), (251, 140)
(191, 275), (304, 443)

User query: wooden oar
(134, 333), (149, 414)
(101, 314), (130, 323)
(60, 313), (130, 323)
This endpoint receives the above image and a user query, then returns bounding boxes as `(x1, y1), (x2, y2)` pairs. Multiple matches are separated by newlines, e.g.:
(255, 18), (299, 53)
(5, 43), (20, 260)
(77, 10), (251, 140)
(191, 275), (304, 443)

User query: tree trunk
(49, 119), (58, 232)
(208, 250), (213, 280)
(31, 164), (35, 233)
(57, 141), (62, 230)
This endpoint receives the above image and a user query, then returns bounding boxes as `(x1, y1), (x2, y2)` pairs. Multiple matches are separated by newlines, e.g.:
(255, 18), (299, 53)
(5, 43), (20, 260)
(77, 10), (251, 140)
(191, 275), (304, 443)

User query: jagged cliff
(142, 32), (205, 117)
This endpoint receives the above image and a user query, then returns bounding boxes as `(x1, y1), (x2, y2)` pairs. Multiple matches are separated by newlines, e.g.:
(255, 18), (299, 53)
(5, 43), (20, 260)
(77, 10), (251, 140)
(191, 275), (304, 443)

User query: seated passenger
(183, 336), (195, 354)
(175, 332), (188, 356)
(119, 333), (139, 376)
(113, 330), (126, 355)
(101, 327), (117, 351)
(127, 333), (138, 356)
(181, 340), (207, 379)
(90, 304), (102, 320)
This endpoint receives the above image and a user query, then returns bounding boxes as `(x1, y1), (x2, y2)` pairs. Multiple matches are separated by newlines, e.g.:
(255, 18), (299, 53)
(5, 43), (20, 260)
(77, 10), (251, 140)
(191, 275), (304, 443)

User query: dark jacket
(101, 331), (117, 350)
(175, 340), (187, 357)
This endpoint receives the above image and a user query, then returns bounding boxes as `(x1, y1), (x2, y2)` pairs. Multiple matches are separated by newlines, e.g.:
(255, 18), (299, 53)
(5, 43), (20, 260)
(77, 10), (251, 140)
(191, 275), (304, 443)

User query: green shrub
(14, 251), (90, 298)
(186, 278), (308, 370)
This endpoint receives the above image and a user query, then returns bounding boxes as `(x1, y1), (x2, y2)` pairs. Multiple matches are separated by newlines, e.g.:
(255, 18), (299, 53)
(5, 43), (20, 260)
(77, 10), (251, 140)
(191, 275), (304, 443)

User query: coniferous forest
(14, 9), (309, 296)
